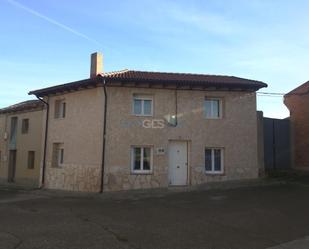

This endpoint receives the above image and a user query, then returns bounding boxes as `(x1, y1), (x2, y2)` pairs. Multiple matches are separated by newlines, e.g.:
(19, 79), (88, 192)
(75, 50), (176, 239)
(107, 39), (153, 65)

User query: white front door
(168, 141), (188, 186)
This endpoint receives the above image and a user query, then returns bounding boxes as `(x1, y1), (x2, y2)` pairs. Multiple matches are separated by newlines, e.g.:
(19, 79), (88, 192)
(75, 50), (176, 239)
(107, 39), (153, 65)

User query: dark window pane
(204, 100), (212, 118)
(134, 99), (142, 114)
(205, 149), (212, 171)
(143, 100), (152, 115)
(134, 147), (141, 170)
(214, 149), (221, 171)
(62, 102), (66, 118)
(22, 119), (29, 134)
(213, 100), (220, 117)
(54, 100), (60, 118)
(143, 147), (151, 170)
(59, 149), (64, 164)
(27, 151), (35, 169)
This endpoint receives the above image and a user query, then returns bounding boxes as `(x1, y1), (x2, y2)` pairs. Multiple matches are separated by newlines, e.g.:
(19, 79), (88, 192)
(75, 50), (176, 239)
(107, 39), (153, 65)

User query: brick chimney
(90, 52), (103, 78)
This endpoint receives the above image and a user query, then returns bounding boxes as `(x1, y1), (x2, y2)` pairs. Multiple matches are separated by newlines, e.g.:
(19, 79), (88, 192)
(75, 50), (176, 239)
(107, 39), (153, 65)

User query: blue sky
(0, 0), (308, 118)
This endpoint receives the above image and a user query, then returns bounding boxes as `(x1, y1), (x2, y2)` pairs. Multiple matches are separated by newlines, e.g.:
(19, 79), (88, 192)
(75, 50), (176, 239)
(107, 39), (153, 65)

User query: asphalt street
(1, 183), (309, 249)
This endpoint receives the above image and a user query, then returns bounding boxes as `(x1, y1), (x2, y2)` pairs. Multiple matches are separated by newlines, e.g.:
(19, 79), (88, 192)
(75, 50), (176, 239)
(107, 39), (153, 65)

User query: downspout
(174, 87), (178, 127)
(36, 96), (49, 188)
(100, 79), (107, 193)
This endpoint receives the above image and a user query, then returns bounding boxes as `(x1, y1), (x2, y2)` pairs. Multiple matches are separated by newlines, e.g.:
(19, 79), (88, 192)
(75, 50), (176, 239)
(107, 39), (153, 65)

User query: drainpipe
(174, 87), (178, 127)
(100, 79), (107, 193)
(36, 96), (49, 188)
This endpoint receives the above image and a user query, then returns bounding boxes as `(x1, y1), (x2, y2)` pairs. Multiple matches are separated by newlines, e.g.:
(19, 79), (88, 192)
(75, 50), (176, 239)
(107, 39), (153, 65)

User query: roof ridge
(102, 69), (262, 83)
(100, 69), (129, 76)
(0, 99), (43, 114)
(129, 69), (234, 77)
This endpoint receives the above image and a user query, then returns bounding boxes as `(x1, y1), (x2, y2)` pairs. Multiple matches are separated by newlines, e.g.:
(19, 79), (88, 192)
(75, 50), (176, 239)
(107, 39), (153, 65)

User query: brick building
(284, 81), (309, 169)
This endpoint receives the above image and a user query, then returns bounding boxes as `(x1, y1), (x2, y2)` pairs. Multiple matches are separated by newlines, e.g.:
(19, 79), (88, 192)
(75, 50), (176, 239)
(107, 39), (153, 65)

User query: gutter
(36, 96), (49, 188)
(100, 79), (107, 193)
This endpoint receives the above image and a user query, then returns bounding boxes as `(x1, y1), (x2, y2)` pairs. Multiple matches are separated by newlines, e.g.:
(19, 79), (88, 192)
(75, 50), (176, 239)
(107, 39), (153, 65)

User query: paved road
(1, 183), (309, 249)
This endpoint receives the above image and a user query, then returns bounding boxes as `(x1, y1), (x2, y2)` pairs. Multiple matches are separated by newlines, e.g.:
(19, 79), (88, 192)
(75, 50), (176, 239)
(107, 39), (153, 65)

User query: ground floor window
(205, 148), (224, 174)
(131, 146), (153, 174)
(27, 151), (35, 169)
(52, 143), (64, 168)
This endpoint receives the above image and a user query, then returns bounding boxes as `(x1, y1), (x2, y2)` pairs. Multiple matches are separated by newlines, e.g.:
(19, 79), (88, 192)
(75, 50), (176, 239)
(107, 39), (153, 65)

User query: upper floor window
(133, 95), (153, 116)
(131, 146), (153, 174)
(21, 118), (29, 134)
(205, 148), (224, 174)
(204, 98), (222, 119)
(10, 117), (18, 142)
(54, 99), (66, 119)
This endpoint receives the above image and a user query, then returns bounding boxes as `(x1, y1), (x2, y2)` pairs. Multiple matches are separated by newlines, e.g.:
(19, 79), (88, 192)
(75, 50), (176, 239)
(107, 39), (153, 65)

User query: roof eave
(28, 78), (98, 97)
(101, 76), (267, 91)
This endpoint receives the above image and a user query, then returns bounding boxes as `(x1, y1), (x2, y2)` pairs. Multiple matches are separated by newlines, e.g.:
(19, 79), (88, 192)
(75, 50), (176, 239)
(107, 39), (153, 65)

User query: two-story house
(0, 100), (44, 186)
(28, 52), (267, 192)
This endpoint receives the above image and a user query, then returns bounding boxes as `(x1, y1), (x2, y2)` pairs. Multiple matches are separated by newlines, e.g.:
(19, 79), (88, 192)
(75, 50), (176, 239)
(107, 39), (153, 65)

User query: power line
(257, 92), (285, 96)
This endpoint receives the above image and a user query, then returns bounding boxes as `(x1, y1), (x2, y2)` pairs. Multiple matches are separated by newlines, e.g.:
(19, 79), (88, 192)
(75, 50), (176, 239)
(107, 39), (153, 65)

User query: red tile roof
(100, 70), (267, 87)
(0, 100), (44, 114)
(29, 69), (267, 97)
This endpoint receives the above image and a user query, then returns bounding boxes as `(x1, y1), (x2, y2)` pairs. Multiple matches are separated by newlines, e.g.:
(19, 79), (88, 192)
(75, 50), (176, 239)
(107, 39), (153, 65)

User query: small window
(52, 143), (64, 167)
(21, 119), (29, 134)
(133, 95), (153, 116)
(55, 100), (66, 119)
(204, 98), (222, 119)
(27, 151), (35, 169)
(205, 148), (224, 174)
(131, 146), (153, 173)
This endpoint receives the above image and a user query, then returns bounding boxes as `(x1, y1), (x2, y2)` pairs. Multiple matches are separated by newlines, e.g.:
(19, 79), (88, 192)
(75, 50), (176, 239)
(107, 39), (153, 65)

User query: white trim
(131, 146), (153, 174)
(132, 95), (153, 116)
(205, 148), (224, 174)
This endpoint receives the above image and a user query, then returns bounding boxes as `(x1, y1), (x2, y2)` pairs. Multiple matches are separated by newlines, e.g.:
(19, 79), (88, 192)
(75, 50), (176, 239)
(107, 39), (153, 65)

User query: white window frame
(131, 146), (153, 174)
(204, 98), (222, 119)
(132, 95), (153, 116)
(205, 148), (224, 174)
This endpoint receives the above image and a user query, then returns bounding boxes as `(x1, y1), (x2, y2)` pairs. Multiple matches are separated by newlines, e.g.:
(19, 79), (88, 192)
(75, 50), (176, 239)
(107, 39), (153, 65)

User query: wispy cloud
(164, 4), (241, 35)
(5, 0), (102, 46)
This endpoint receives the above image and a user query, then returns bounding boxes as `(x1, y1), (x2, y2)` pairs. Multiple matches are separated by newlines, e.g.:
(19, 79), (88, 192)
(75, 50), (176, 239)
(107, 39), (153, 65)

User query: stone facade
(43, 88), (104, 191)
(42, 85), (260, 192)
(103, 87), (259, 191)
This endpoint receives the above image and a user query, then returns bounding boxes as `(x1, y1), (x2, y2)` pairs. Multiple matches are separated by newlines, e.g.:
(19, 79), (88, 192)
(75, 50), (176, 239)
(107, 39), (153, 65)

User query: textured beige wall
(43, 86), (259, 192)
(0, 109), (43, 186)
(103, 87), (259, 191)
(44, 88), (104, 191)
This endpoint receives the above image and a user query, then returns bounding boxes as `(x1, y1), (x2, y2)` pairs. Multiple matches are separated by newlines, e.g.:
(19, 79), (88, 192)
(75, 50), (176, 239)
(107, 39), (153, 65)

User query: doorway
(168, 141), (188, 186)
